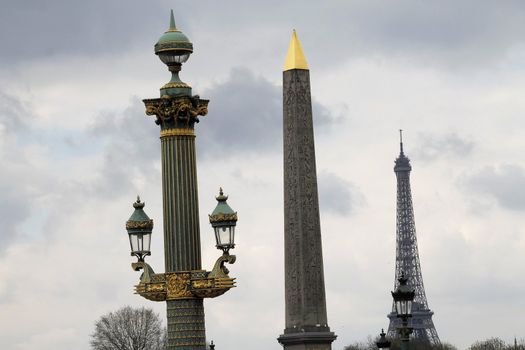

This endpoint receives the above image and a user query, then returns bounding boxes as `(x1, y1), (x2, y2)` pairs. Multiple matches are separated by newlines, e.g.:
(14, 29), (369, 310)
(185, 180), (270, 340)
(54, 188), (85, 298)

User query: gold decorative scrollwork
(160, 128), (195, 138)
(143, 96), (209, 129)
(167, 273), (193, 299)
(161, 82), (190, 90)
(132, 254), (236, 302)
(209, 213), (238, 223)
(191, 279), (213, 289)
(126, 219), (154, 230)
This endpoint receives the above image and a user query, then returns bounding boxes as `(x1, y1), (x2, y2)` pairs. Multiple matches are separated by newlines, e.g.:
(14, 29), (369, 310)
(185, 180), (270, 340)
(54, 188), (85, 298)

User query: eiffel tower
(387, 131), (440, 344)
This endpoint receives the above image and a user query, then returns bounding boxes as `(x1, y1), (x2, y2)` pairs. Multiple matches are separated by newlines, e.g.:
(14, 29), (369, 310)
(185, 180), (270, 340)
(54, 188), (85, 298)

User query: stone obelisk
(277, 30), (337, 350)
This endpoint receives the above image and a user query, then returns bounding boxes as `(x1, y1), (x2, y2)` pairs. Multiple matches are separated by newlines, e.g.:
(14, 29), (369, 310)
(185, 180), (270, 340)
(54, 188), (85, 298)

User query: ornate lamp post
(125, 10), (238, 350)
(376, 329), (391, 350)
(391, 274), (415, 350)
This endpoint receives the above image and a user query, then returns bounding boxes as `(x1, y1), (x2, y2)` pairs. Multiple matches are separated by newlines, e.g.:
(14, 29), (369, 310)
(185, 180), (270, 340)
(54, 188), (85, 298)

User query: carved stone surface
(278, 69), (335, 349)
(387, 147), (440, 344)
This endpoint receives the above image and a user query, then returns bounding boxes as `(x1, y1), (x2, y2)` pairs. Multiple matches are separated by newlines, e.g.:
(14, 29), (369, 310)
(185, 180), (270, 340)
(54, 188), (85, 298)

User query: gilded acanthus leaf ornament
(143, 95), (209, 130)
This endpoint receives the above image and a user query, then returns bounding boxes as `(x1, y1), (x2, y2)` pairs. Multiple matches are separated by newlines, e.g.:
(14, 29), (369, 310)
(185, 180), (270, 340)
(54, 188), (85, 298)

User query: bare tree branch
(90, 306), (166, 350)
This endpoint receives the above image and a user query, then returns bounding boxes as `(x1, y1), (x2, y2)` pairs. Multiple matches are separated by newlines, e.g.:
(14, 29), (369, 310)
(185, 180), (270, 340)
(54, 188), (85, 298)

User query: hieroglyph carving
(283, 69), (327, 329)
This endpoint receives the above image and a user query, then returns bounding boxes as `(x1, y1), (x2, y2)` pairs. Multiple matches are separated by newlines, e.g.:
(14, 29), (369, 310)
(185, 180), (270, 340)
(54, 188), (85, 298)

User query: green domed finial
(169, 9), (177, 31)
(154, 10), (194, 97)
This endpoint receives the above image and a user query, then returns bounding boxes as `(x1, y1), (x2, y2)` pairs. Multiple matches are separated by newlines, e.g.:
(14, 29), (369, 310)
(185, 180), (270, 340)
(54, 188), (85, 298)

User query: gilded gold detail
(133, 256), (236, 301)
(160, 128), (195, 138)
(147, 284), (166, 293)
(126, 219), (154, 230)
(155, 46), (193, 53)
(209, 212), (238, 223)
(161, 82), (190, 90)
(191, 279), (213, 289)
(167, 273), (194, 299)
(144, 97), (209, 127)
(284, 30), (309, 71)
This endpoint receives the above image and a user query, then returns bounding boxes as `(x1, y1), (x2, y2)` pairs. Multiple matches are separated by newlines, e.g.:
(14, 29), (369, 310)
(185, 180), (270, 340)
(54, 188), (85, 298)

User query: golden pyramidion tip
(283, 30), (309, 71)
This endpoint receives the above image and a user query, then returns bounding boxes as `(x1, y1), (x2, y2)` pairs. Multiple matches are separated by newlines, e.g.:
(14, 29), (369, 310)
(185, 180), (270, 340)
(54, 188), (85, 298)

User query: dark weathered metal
(129, 11), (238, 350)
(376, 329), (391, 350)
(145, 13), (208, 350)
(387, 132), (440, 344)
(277, 67), (336, 350)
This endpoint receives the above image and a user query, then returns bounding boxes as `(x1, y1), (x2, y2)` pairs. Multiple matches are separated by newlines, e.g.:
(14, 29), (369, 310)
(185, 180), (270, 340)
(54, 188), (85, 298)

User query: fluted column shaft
(161, 133), (201, 272)
(161, 131), (206, 350)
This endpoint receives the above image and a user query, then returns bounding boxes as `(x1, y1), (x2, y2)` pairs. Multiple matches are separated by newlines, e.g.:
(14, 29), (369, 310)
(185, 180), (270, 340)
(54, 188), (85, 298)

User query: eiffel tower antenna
(399, 129), (404, 155)
(387, 131), (440, 344)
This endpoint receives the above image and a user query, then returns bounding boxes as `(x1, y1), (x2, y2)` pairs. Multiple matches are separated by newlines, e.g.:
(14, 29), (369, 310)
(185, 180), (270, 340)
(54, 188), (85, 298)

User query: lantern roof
(126, 197), (153, 230)
(391, 273), (415, 301)
(376, 329), (391, 349)
(209, 188), (237, 223)
(154, 10), (193, 55)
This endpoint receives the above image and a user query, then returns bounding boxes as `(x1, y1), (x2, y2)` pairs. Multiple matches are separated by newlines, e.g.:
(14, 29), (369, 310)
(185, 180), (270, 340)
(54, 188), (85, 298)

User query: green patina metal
(133, 10), (238, 350)
(126, 197), (154, 227)
(155, 10), (193, 54)
(210, 189), (236, 218)
(154, 10), (194, 97)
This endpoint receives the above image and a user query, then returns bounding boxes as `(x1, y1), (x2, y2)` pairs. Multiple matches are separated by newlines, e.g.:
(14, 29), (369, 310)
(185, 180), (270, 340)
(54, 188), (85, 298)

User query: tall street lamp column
(391, 274), (415, 350)
(125, 10), (238, 350)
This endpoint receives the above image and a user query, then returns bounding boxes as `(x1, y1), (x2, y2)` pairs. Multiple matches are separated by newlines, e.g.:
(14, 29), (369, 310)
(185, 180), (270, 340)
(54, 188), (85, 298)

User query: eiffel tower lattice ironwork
(387, 131), (440, 344)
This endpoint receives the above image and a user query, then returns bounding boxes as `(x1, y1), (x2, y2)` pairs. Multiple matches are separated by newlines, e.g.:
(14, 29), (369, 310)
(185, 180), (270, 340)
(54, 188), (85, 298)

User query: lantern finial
(133, 196), (145, 209)
(216, 187), (228, 201)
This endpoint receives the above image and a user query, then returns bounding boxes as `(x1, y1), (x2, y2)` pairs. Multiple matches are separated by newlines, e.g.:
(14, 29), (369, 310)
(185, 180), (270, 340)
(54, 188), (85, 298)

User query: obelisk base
(278, 331), (336, 350)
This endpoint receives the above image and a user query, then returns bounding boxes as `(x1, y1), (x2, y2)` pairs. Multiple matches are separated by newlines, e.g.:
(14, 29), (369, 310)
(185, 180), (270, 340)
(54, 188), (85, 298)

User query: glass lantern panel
(214, 227), (220, 245)
(219, 227), (230, 246)
(136, 234), (144, 252)
(396, 300), (406, 316)
(175, 53), (190, 63)
(229, 226), (235, 245)
(159, 52), (191, 64)
(129, 234), (139, 253)
(407, 300), (412, 315)
(400, 300), (409, 316)
(142, 234), (151, 253)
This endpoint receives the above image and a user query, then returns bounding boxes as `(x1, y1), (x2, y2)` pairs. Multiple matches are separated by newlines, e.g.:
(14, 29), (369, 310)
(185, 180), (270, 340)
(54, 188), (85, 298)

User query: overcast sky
(1, 1), (525, 350)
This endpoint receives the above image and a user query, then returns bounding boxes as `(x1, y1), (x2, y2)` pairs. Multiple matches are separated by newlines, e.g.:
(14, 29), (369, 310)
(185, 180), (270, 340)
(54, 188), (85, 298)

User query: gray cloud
(5, 1), (525, 70)
(414, 132), (474, 161)
(198, 67), (338, 157)
(318, 171), (364, 216)
(0, 1), (165, 64)
(462, 164), (525, 211)
(0, 90), (29, 132)
(0, 183), (32, 253)
(87, 97), (159, 196)
(0, 92), (39, 252)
